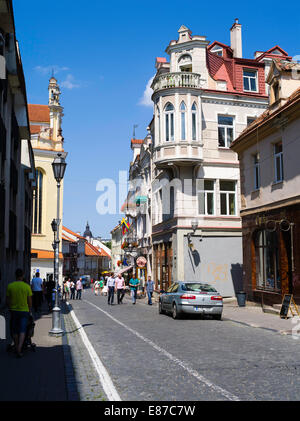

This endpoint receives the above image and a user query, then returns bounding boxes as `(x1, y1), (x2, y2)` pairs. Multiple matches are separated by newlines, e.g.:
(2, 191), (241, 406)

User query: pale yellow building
(29, 78), (67, 282)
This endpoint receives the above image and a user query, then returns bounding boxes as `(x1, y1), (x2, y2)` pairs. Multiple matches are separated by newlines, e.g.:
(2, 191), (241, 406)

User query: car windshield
(182, 283), (217, 293)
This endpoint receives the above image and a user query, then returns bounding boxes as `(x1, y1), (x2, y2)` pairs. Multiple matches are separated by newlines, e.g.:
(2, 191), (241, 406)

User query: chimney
(230, 18), (242, 58)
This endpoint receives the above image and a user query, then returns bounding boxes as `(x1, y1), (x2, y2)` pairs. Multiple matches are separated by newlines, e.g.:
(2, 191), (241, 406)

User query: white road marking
(84, 299), (240, 401)
(67, 302), (121, 401)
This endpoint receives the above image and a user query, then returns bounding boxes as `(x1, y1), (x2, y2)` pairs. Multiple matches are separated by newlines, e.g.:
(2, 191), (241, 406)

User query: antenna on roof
(133, 124), (138, 139)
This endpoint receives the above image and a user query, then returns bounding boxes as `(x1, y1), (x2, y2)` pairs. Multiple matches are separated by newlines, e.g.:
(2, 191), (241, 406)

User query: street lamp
(187, 220), (199, 250)
(49, 153), (67, 336)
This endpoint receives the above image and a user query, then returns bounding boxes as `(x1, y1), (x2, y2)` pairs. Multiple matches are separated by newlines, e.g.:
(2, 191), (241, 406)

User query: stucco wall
(183, 235), (243, 297)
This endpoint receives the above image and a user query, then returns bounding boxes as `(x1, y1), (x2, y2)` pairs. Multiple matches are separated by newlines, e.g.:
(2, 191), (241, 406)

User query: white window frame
(157, 106), (161, 143)
(164, 103), (174, 142)
(191, 102), (197, 141)
(211, 45), (223, 57)
(247, 116), (256, 126)
(254, 153), (260, 190)
(218, 115), (234, 148)
(243, 69), (258, 93)
(180, 101), (186, 141)
(197, 179), (215, 216)
(219, 180), (237, 216)
(274, 142), (283, 183)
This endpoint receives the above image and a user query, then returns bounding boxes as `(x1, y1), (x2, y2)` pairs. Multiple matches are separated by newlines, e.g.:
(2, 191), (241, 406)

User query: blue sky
(13, 0), (300, 238)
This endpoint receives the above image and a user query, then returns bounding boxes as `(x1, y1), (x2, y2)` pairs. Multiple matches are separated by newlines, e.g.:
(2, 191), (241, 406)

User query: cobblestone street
(64, 289), (300, 401)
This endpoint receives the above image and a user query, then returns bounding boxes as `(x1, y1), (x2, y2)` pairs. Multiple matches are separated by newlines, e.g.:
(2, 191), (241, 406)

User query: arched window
(157, 106), (161, 143)
(255, 230), (280, 291)
(180, 102), (186, 140)
(178, 54), (192, 72)
(164, 102), (174, 142)
(33, 169), (43, 234)
(191, 102), (197, 141)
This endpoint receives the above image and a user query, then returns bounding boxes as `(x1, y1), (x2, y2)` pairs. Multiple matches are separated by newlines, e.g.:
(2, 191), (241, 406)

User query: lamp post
(187, 220), (199, 248)
(49, 153), (67, 336)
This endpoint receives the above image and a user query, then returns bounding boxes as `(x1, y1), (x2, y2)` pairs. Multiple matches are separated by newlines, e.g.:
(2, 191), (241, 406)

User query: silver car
(159, 282), (223, 320)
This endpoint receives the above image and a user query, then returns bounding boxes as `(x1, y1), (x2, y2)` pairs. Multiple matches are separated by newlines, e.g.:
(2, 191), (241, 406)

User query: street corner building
(0, 0), (35, 307)
(119, 21), (293, 299)
(231, 59), (300, 306)
(29, 77), (67, 283)
(62, 223), (111, 281)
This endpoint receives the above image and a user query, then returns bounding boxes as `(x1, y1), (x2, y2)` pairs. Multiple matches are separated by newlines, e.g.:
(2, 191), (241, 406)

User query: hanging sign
(136, 256), (147, 268)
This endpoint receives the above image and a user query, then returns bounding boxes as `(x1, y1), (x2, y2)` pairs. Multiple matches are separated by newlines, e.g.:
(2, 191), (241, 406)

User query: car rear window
(182, 283), (217, 293)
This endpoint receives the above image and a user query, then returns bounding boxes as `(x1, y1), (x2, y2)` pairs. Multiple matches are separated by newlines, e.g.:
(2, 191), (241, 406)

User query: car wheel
(213, 314), (222, 321)
(172, 303), (180, 319)
(159, 300), (165, 314)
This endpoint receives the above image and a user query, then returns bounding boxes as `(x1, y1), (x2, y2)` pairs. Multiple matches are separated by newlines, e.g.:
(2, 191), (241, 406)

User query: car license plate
(194, 306), (202, 312)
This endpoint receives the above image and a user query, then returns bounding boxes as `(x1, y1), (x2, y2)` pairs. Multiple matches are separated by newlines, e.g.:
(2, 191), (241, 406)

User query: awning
(115, 265), (134, 276)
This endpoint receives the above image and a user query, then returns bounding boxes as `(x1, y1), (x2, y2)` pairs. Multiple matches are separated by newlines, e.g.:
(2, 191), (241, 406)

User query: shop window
(255, 230), (281, 291)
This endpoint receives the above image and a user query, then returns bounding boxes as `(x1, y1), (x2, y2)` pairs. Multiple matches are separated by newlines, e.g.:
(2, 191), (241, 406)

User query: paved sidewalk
(140, 293), (297, 336)
(0, 302), (77, 402)
(222, 302), (297, 335)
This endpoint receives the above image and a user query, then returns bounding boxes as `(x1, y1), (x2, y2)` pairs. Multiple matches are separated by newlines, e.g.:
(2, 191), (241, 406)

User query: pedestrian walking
(62, 280), (67, 301)
(99, 278), (104, 295)
(94, 280), (100, 296)
(107, 273), (115, 305)
(45, 276), (55, 312)
(129, 276), (140, 305)
(115, 274), (125, 304)
(6, 269), (33, 358)
(145, 276), (155, 305)
(31, 272), (43, 314)
(66, 279), (71, 300)
(70, 280), (76, 300)
(76, 278), (83, 300)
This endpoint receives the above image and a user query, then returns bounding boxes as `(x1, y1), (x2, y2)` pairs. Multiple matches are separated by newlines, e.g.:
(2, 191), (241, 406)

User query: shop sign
(136, 256), (147, 268)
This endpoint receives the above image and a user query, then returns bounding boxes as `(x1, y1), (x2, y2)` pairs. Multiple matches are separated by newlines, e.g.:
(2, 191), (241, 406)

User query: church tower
(28, 78), (67, 283)
(48, 77), (64, 142)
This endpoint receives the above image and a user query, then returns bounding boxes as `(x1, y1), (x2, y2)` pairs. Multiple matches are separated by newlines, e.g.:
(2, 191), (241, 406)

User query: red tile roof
(31, 249), (63, 259)
(85, 242), (102, 257)
(131, 139), (144, 145)
(156, 57), (167, 63)
(63, 226), (85, 240)
(28, 104), (50, 123)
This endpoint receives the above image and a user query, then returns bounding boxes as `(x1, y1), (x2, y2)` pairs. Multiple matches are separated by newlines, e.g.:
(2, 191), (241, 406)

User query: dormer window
(243, 69), (258, 92)
(178, 54), (192, 72)
(273, 82), (280, 102)
(211, 45), (223, 57)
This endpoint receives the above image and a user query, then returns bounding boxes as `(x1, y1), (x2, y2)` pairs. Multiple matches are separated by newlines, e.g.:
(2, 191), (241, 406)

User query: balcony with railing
(153, 142), (203, 168)
(151, 72), (202, 93)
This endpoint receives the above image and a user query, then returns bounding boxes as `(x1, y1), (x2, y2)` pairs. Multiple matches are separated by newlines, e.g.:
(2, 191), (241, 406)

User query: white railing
(151, 72), (201, 92)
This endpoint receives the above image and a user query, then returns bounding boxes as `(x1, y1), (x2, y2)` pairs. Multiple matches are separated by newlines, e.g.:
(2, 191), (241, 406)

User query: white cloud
(139, 77), (154, 107)
(61, 74), (81, 90)
(34, 65), (69, 75)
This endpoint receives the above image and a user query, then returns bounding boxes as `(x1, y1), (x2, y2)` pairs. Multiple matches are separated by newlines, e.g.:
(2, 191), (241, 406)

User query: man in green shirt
(129, 277), (140, 305)
(6, 269), (32, 358)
